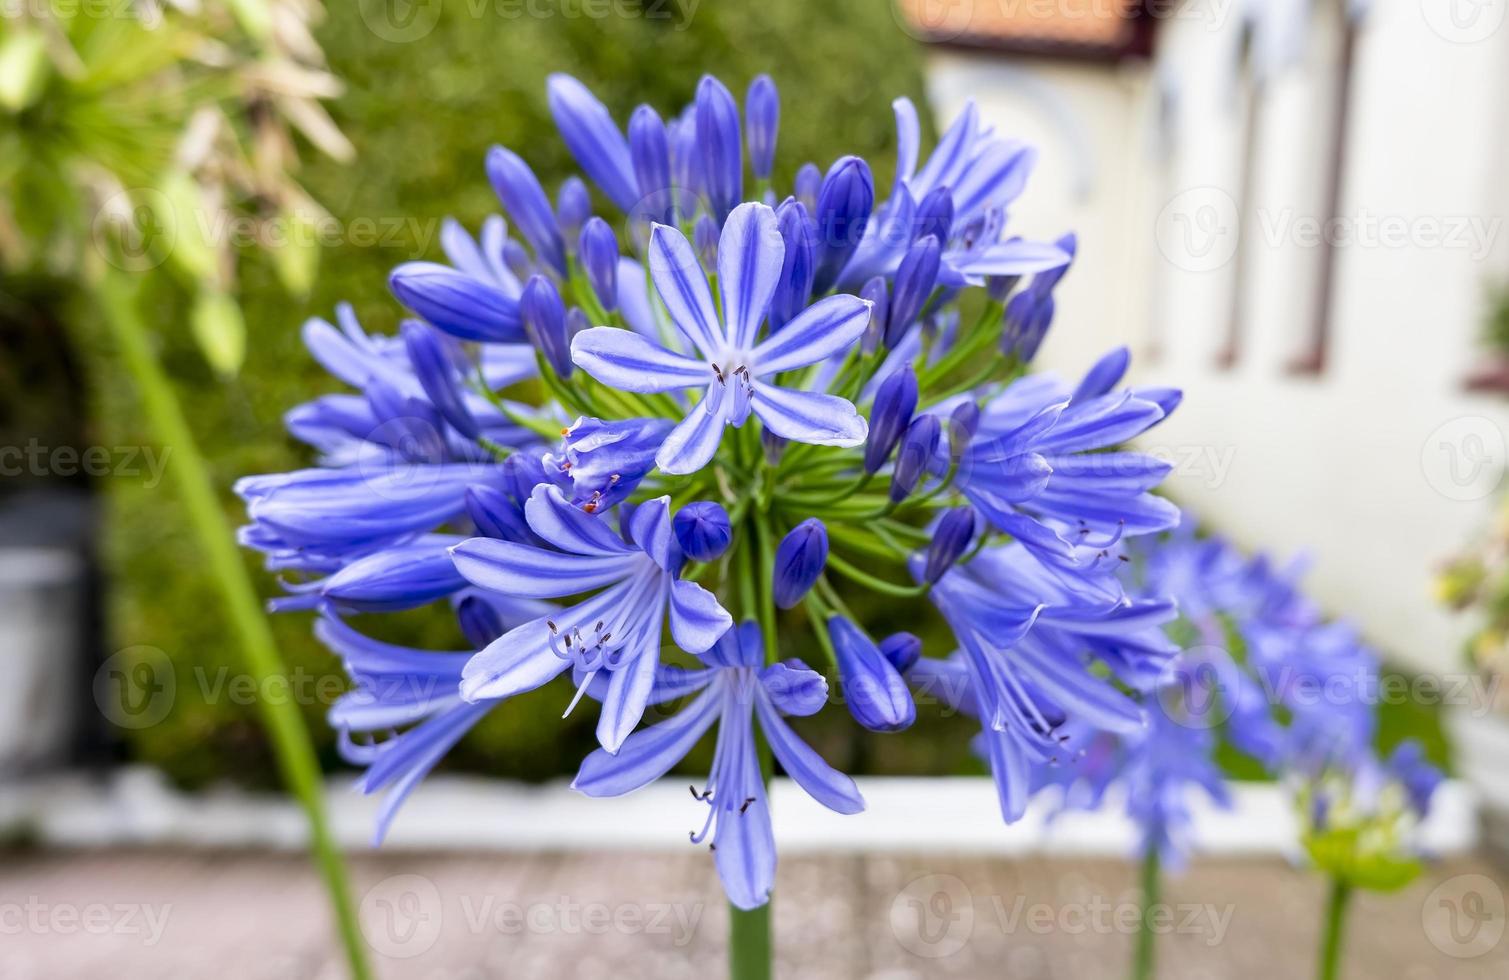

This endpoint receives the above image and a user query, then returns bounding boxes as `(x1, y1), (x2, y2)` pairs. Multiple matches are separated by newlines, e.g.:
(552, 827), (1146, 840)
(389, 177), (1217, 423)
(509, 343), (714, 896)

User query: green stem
(95, 273), (371, 980)
(1131, 844), (1160, 980)
(1318, 879), (1352, 980)
(729, 901), (772, 980)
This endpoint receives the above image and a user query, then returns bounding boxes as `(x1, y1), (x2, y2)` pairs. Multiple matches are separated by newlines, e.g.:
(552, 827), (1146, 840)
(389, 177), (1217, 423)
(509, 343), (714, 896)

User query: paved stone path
(1, 850), (1505, 978)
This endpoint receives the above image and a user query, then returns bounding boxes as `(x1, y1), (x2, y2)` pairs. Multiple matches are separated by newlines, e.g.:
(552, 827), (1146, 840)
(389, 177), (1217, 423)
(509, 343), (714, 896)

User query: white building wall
(921, 0), (1509, 674)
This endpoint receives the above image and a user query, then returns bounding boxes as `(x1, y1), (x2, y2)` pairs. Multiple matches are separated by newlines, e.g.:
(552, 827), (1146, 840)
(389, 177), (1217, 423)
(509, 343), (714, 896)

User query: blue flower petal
(649, 223), (724, 356)
(718, 203), (783, 351)
(571, 327), (714, 393)
(750, 382), (867, 447)
(573, 687), (722, 796)
(670, 579), (734, 654)
(524, 484), (638, 556)
(754, 695), (865, 814)
(655, 382), (729, 475)
(597, 638), (660, 753)
(451, 538), (638, 598)
(750, 294), (871, 376)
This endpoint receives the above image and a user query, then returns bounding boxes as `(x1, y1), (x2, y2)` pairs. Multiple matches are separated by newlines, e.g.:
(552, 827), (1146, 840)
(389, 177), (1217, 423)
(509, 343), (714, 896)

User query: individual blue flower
(745, 74), (779, 180)
(450, 486), (732, 751)
(274, 535), (467, 613)
(674, 501), (733, 562)
(793, 161), (821, 211)
(543, 416), (672, 514)
(578, 217), (620, 313)
(828, 616), (915, 732)
(547, 73), (640, 214)
(401, 321), (480, 440)
(629, 104), (673, 222)
(322, 596), (547, 842)
(570, 202), (871, 475)
(389, 259), (523, 344)
(773, 518), (828, 609)
(890, 414), (940, 502)
(769, 199), (815, 332)
(1002, 233), (1077, 362)
(573, 621), (864, 910)
(486, 145), (568, 276)
(916, 541), (1178, 821)
(865, 366), (918, 474)
(951, 352), (1180, 569)
(696, 75), (743, 222)
(886, 235), (941, 347)
(924, 507), (976, 584)
(811, 156), (875, 293)
(521, 274), (573, 378)
(556, 176), (591, 246)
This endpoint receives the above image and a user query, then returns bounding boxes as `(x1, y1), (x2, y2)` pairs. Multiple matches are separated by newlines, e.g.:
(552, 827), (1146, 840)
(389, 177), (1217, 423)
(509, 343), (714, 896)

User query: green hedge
(83, 0), (957, 789)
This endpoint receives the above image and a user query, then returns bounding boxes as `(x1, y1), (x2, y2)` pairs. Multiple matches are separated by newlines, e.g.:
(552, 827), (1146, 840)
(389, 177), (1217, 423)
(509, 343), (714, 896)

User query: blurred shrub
(78, 0), (948, 788)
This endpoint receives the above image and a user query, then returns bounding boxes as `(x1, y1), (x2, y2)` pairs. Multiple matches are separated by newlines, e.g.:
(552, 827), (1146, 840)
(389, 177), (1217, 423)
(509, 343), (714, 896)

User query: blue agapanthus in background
(238, 70), (1199, 912)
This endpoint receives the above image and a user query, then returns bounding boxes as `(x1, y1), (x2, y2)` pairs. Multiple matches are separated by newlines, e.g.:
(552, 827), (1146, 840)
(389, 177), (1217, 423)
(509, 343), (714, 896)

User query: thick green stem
(1132, 844), (1160, 980)
(95, 272), (371, 980)
(1318, 879), (1352, 980)
(729, 900), (772, 980)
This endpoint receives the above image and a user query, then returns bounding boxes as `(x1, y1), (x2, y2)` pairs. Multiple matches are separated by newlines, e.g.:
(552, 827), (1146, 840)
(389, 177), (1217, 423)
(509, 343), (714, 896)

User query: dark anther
(547, 620), (558, 633)
(739, 797), (756, 814)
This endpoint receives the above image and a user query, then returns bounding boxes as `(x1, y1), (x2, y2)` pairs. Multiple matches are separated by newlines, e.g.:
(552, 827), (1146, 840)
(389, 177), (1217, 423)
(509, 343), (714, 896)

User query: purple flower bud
(669, 109), (702, 209)
(501, 452), (550, 503)
(891, 415), (941, 503)
(878, 632), (922, 674)
(389, 262), (523, 344)
(321, 545), (466, 613)
(948, 401), (980, 460)
(793, 162), (821, 212)
(886, 235), (941, 348)
(860, 276), (889, 354)
(811, 156), (874, 293)
(457, 596), (506, 649)
(695, 75), (742, 222)
(694, 213), (720, 272)
(546, 73), (639, 214)
(556, 176), (591, 248)
(1002, 232), (1076, 363)
(401, 320), (479, 439)
(925, 507), (976, 584)
(502, 238), (533, 282)
(362, 377), (446, 463)
(745, 74), (779, 180)
(674, 501), (732, 562)
(466, 483), (535, 544)
(773, 518), (827, 609)
(566, 306), (590, 340)
(629, 104), (674, 223)
(986, 274), (1021, 303)
(521, 275), (572, 378)
(1071, 346), (1131, 403)
(828, 616), (916, 732)
(769, 199), (815, 331)
(485, 146), (566, 275)
(865, 366), (918, 474)
(761, 427), (788, 466)
(913, 186), (955, 245)
(578, 217), (620, 313)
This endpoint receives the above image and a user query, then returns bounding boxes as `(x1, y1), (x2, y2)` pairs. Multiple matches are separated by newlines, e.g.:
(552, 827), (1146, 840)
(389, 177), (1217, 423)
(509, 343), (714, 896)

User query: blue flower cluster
(239, 73), (1190, 909)
(1030, 517), (1442, 870)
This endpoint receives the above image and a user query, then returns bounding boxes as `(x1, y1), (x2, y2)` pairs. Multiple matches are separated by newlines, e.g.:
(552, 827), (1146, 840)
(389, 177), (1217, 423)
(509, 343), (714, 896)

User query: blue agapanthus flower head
(239, 70), (1207, 911)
